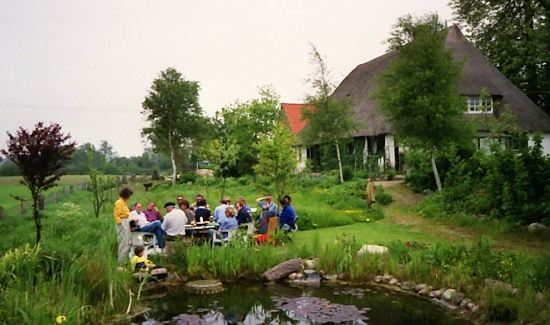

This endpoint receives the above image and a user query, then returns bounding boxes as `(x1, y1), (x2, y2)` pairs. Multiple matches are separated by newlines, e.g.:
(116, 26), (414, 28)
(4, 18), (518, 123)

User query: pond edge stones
(184, 279), (223, 295)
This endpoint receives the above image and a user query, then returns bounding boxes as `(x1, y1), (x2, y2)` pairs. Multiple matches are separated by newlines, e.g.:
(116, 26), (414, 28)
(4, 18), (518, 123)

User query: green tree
(450, 0), (550, 114)
(375, 14), (472, 191)
(87, 146), (112, 218)
(302, 45), (357, 183)
(253, 123), (297, 199)
(1, 122), (75, 244)
(218, 86), (281, 176)
(142, 68), (206, 185)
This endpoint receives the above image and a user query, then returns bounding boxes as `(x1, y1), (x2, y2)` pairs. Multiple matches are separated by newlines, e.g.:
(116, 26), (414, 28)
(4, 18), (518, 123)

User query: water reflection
(134, 283), (469, 324)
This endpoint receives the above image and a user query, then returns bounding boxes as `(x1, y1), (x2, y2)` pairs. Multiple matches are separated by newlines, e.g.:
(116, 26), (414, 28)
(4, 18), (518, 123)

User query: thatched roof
(331, 25), (550, 135)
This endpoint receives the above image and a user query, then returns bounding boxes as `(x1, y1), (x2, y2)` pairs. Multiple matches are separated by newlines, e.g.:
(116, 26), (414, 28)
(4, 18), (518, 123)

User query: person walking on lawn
(365, 178), (376, 209)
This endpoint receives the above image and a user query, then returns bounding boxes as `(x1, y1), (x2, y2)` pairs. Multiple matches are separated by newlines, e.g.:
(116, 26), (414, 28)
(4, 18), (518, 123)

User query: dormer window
(466, 96), (493, 114)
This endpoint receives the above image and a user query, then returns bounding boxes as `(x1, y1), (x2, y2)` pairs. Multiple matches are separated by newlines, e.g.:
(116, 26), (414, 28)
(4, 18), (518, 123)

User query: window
(465, 96), (493, 113)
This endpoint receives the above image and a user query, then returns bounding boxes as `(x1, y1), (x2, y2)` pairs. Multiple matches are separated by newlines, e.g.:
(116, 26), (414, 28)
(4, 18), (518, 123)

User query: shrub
(178, 172), (197, 184)
(375, 185), (392, 205)
(342, 166), (354, 181)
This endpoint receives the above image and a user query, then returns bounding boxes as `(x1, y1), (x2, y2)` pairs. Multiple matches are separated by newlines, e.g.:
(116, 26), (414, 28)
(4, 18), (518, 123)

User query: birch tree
(302, 45), (356, 183)
(142, 68), (205, 185)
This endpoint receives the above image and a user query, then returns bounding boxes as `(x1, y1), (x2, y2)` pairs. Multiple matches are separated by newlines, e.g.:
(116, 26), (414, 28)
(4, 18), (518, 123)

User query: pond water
(134, 283), (469, 324)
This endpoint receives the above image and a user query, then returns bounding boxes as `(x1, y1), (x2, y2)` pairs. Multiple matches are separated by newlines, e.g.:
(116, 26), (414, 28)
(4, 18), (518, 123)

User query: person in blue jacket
(278, 195), (296, 232)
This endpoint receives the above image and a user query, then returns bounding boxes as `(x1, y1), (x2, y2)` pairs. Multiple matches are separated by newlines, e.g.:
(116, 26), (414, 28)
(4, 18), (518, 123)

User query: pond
(134, 283), (469, 324)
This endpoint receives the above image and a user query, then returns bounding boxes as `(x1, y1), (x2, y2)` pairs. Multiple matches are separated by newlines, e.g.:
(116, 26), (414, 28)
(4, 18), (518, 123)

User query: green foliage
(87, 146), (112, 218)
(376, 14), (474, 191)
(142, 68), (208, 184)
(403, 149), (435, 192)
(215, 86), (282, 176)
(375, 185), (393, 205)
(253, 123), (297, 199)
(450, 0), (550, 114)
(302, 45), (357, 183)
(178, 172), (198, 184)
(341, 166), (353, 181)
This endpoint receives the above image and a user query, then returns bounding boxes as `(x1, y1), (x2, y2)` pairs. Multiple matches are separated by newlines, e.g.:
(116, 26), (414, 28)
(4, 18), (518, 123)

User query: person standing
(278, 196), (296, 232)
(365, 178), (376, 208)
(255, 195), (277, 212)
(114, 187), (133, 263)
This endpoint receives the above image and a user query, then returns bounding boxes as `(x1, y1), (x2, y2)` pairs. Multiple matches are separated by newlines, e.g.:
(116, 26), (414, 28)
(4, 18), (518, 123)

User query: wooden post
(20, 201), (26, 215)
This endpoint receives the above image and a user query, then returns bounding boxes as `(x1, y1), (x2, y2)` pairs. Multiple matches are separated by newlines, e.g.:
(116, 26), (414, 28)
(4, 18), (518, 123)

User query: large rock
(442, 289), (464, 304)
(400, 281), (415, 290)
(414, 283), (427, 292)
(303, 259), (317, 270)
(263, 258), (303, 282)
(357, 244), (389, 256)
(389, 278), (398, 285)
(528, 223), (547, 235)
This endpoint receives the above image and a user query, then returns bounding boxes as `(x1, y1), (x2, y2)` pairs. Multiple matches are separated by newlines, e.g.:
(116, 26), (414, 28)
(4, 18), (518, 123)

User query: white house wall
(295, 146), (307, 172)
(384, 134), (396, 167)
(528, 133), (550, 156)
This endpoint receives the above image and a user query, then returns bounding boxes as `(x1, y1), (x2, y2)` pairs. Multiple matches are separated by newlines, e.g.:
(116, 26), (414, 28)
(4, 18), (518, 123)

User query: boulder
(263, 258), (303, 282)
(430, 290), (442, 299)
(528, 223), (547, 235)
(442, 289), (464, 304)
(414, 283), (427, 292)
(400, 281), (415, 290)
(304, 259), (317, 270)
(374, 275), (383, 283)
(460, 298), (472, 310)
(323, 274), (338, 282)
(433, 299), (458, 311)
(288, 273), (298, 280)
(389, 278), (398, 285)
(418, 288), (430, 296)
(357, 244), (389, 256)
(382, 274), (393, 283)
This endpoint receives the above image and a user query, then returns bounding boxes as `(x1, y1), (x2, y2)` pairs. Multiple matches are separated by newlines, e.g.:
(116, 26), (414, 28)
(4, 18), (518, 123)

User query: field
(0, 175), (548, 324)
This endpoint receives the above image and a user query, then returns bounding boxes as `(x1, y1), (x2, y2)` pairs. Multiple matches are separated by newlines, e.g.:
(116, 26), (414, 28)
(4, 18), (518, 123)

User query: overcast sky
(0, 0), (453, 157)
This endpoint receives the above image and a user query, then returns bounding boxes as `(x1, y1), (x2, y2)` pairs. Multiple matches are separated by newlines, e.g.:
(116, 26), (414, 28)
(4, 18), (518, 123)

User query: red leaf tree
(1, 122), (75, 244)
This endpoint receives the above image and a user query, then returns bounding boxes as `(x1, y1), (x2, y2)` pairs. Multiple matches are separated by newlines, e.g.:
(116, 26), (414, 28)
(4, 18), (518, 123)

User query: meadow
(0, 174), (549, 324)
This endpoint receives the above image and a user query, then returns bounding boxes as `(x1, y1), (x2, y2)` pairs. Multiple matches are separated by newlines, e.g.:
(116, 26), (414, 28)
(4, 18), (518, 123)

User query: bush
(178, 172), (197, 184)
(403, 149), (435, 193)
(342, 166), (354, 181)
(375, 185), (393, 205)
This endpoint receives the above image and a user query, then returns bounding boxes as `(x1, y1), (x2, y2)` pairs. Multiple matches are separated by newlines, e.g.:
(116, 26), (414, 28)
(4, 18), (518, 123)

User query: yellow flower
(55, 315), (67, 324)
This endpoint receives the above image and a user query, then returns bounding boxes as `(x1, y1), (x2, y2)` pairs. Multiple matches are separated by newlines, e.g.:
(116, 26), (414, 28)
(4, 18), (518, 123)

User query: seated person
(278, 196), (296, 232)
(210, 207), (238, 240)
(256, 195), (277, 213)
(143, 202), (163, 222)
(236, 196), (252, 225)
(161, 202), (188, 241)
(179, 199), (194, 225)
(130, 202), (165, 248)
(193, 199), (211, 223)
(213, 198), (230, 223)
(256, 209), (277, 235)
(191, 194), (209, 210)
(130, 246), (167, 280)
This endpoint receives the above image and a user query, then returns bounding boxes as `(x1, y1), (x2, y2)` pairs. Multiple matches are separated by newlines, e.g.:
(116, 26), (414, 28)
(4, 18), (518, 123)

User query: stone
(357, 244), (389, 256)
(528, 223), (547, 235)
(389, 278), (398, 285)
(295, 273), (304, 280)
(430, 290), (442, 299)
(263, 258), (303, 281)
(467, 302), (475, 309)
(460, 298), (472, 310)
(151, 268), (167, 276)
(432, 299), (458, 311)
(400, 281), (414, 290)
(374, 275), (383, 283)
(323, 274), (338, 282)
(442, 289), (464, 304)
(337, 273), (349, 280)
(303, 259), (317, 270)
(418, 288), (430, 296)
(288, 273), (298, 280)
(185, 280), (223, 295)
(382, 274), (393, 283)
(470, 305), (479, 313)
(414, 283), (427, 292)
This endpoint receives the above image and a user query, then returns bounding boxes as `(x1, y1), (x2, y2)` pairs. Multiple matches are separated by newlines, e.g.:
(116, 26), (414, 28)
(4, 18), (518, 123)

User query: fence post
(20, 201), (26, 215)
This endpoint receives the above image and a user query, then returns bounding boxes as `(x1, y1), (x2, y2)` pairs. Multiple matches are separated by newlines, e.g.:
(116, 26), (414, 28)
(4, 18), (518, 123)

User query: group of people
(113, 188), (297, 264)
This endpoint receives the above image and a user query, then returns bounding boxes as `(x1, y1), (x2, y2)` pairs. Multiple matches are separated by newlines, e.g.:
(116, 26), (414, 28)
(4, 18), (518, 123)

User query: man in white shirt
(130, 202), (165, 248)
(162, 202), (188, 240)
(213, 198), (230, 224)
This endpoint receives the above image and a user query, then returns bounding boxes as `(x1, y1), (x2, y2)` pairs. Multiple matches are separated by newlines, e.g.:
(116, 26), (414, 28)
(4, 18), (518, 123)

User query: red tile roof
(281, 103), (314, 135)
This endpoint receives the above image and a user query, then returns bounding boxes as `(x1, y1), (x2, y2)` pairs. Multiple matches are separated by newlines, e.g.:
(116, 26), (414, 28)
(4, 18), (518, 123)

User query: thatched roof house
(331, 25), (550, 138)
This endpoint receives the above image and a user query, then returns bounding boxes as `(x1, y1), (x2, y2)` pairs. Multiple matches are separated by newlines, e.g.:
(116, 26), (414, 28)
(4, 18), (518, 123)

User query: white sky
(0, 0), (453, 157)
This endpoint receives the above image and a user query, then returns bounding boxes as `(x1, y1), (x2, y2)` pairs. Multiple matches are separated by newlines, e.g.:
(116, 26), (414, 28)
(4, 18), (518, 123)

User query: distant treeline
(0, 142), (173, 176)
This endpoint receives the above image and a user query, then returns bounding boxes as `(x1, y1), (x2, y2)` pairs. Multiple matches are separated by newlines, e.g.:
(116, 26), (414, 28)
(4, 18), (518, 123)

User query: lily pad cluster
(274, 296), (369, 324)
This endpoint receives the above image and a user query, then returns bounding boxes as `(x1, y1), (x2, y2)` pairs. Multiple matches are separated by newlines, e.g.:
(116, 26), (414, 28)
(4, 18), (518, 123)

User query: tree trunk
(168, 132), (177, 185)
(431, 152), (442, 192)
(32, 193), (41, 244)
(335, 141), (344, 183)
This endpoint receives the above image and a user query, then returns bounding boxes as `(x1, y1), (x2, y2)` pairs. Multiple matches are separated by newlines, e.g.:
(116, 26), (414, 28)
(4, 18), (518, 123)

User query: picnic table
(185, 222), (219, 243)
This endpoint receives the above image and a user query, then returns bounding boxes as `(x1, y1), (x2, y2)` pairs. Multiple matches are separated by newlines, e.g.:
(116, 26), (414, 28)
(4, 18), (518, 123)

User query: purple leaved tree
(1, 123), (76, 244)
